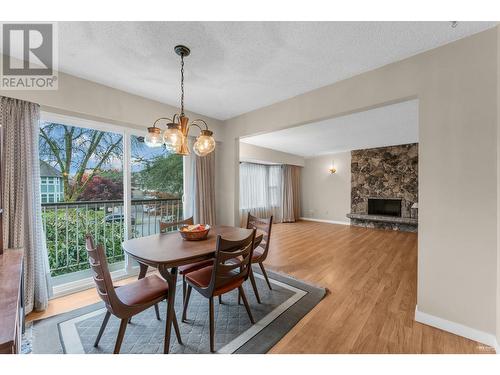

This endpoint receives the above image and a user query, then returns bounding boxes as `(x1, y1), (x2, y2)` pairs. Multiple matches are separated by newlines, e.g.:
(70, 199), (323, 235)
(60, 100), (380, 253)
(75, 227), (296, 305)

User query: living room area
(1, 3), (500, 373)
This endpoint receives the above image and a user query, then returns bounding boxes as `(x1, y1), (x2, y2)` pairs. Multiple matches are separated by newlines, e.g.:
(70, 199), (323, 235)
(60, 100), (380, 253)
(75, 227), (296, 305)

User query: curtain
(239, 162), (282, 225)
(194, 149), (216, 225)
(282, 164), (301, 223)
(0, 96), (50, 313)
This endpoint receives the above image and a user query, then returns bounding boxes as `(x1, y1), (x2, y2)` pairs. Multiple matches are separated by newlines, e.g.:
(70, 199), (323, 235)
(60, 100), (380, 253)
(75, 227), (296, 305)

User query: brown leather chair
(245, 213), (273, 304)
(85, 234), (182, 354)
(159, 216), (214, 306)
(181, 229), (256, 353)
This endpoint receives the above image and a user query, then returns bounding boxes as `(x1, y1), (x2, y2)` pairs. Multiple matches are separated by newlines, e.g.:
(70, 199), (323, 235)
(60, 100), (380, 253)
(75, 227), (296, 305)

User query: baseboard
(415, 305), (499, 353)
(299, 217), (350, 226)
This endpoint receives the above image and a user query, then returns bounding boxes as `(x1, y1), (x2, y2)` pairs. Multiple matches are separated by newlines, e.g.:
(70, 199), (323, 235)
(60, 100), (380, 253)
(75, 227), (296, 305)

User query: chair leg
(182, 276), (186, 305)
(259, 262), (272, 290)
(218, 295), (222, 304)
(114, 319), (128, 354)
(94, 311), (111, 347)
(238, 286), (255, 324)
(209, 297), (215, 353)
(182, 285), (192, 322)
(154, 304), (161, 320)
(172, 309), (183, 345)
(248, 268), (261, 304)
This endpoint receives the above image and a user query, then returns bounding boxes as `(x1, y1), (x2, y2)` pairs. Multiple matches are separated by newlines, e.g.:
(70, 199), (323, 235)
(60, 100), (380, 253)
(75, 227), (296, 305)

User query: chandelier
(144, 45), (216, 157)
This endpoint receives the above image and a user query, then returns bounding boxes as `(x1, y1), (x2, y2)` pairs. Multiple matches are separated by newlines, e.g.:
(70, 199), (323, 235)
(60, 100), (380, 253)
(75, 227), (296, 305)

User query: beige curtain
(194, 150), (216, 225)
(0, 96), (50, 313)
(282, 165), (301, 223)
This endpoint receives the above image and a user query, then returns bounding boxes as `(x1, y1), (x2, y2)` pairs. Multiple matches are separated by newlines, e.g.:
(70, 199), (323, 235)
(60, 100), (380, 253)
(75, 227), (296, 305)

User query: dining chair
(85, 234), (182, 354)
(159, 216), (214, 309)
(181, 228), (256, 353)
(244, 213), (273, 304)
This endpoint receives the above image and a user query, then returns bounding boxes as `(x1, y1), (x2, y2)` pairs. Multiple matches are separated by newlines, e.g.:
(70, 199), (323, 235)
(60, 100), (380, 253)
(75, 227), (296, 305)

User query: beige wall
(239, 142), (305, 166)
(221, 28), (499, 338)
(301, 152), (351, 223)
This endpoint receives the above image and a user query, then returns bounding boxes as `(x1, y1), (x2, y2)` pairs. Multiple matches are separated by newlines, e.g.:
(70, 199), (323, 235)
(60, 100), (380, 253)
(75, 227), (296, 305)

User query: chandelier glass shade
(193, 129), (216, 156)
(144, 126), (163, 148)
(145, 45), (215, 157)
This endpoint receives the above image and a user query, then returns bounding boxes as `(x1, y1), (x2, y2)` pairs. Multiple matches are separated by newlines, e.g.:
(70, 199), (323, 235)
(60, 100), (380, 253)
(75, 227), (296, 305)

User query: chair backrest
(85, 234), (120, 313)
(208, 228), (256, 295)
(160, 216), (194, 233)
(246, 213), (273, 259)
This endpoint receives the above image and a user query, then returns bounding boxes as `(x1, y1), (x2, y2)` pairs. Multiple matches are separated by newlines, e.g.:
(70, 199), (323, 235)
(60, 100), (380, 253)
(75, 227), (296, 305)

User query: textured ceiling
(240, 99), (419, 157)
(57, 21), (496, 120)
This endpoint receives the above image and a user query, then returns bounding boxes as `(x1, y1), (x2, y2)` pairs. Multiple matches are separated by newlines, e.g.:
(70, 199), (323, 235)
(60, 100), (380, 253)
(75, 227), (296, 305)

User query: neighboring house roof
(40, 160), (62, 178)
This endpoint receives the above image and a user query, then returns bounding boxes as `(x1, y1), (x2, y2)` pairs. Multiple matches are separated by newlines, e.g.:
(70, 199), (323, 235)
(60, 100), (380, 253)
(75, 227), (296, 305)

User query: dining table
(121, 225), (263, 353)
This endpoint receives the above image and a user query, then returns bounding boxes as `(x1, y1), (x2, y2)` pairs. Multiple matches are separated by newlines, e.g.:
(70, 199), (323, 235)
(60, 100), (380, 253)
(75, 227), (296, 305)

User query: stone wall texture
(351, 143), (418, 219)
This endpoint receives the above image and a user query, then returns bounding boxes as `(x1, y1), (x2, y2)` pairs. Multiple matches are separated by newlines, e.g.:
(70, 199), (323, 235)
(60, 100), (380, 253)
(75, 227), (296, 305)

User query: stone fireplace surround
(346, 143), (418, 232)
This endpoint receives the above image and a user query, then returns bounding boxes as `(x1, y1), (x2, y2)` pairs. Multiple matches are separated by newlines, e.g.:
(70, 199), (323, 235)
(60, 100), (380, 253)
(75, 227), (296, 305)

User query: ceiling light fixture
(145, 45), (215, 157)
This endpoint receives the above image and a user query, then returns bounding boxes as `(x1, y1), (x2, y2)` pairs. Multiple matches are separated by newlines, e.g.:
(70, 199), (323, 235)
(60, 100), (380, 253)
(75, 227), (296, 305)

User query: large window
(37, 114), (184, 283)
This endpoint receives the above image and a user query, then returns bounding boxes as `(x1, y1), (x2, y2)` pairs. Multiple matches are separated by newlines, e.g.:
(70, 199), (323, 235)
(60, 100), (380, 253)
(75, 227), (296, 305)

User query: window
(37, 113), (185, 283)
(239, 162), (282, 222)
(130, 135), (184, 237)
(39, 117), (124, 277)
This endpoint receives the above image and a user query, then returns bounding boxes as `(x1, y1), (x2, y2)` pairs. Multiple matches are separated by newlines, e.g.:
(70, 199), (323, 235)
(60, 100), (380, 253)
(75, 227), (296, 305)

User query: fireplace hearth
(368, 198), (402, 217)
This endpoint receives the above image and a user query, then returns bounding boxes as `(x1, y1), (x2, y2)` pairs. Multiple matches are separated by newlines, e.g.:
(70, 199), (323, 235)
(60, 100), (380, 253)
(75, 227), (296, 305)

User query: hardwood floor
(265, 221), (493, 354)
(28, 220), (494, 353)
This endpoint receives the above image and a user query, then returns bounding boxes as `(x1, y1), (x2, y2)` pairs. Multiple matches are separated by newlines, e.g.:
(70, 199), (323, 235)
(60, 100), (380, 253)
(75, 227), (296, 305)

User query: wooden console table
(0, 249), (25, 354)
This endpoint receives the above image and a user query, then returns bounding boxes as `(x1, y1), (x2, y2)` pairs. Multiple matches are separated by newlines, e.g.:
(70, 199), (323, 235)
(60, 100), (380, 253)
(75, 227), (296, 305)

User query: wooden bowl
(179, 224), (211, 241)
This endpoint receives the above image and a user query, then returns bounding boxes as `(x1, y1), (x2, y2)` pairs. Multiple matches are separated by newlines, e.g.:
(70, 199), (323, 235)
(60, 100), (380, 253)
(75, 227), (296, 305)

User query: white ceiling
(57, 21), (496, 120)
(240, 99), (419, 157)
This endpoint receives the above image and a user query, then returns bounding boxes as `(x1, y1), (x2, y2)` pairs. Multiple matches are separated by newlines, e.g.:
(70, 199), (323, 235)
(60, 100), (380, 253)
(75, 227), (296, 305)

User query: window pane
(130, 135), (184, 238)
(39, 120), (124, 277)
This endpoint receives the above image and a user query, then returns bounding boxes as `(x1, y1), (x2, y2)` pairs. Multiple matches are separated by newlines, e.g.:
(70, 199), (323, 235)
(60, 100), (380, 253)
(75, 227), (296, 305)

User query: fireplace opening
(368, 198), (402, 217)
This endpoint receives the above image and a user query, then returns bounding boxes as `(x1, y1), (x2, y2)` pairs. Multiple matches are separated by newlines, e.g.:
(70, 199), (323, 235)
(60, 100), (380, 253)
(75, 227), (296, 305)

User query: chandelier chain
(180, 53), (185, 116)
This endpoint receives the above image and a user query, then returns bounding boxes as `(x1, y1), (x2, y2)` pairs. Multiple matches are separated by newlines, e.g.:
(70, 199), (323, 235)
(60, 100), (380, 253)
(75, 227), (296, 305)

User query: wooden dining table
(122, 225), (263, 353)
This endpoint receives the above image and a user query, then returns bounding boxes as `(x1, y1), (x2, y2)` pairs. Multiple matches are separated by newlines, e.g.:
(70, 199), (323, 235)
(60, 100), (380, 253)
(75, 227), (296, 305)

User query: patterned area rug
(30, 267), (326, 354)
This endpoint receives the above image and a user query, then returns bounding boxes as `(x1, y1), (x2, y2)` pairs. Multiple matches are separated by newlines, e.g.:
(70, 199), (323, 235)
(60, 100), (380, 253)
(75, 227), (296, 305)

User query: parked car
(104, 214), (135, 225)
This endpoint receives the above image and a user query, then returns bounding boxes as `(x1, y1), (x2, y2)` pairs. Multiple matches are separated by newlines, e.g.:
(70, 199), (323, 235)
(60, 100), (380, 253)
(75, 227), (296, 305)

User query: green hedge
(43, 208), (125, 276)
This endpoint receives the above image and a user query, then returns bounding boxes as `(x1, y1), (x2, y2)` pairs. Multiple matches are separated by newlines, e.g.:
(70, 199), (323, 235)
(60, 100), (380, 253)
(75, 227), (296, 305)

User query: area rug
(29, 267), (325, 354)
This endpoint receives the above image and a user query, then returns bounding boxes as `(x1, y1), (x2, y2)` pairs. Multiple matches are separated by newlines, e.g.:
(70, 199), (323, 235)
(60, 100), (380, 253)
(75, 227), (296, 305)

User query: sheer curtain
(239, 162), (282, 224)
(0, 96), (50, 313)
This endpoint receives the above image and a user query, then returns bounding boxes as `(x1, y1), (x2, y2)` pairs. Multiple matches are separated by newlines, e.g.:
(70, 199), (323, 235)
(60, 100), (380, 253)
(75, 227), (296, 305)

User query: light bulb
(163, 123), (183, 153)
(193, 130), (216, 157)
(144, 127), (163, 148)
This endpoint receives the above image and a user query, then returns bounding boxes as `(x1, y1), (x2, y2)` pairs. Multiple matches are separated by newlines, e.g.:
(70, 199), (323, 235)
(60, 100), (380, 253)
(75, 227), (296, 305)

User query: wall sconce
(329, 161), (337, 174)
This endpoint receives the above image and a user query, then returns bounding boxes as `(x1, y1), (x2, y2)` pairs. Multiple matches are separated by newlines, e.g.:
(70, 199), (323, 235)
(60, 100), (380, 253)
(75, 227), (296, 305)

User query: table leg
(158, 265), (180, 353)
(138, 262), (148, 279)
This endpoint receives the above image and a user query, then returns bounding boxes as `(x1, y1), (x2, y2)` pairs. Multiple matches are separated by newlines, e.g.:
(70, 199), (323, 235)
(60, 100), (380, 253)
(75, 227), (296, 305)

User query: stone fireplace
(346, 143), (418, 232)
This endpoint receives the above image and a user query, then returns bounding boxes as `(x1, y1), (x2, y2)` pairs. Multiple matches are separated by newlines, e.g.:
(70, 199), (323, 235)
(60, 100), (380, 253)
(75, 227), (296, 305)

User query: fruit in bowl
(179, 224), (211, 241)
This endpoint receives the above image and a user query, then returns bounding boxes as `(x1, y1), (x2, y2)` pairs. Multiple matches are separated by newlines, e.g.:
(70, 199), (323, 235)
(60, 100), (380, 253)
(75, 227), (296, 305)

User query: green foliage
(43, 207), (125, 277)
(135, 154), (183, 197)
(98, 169), (123, 184)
